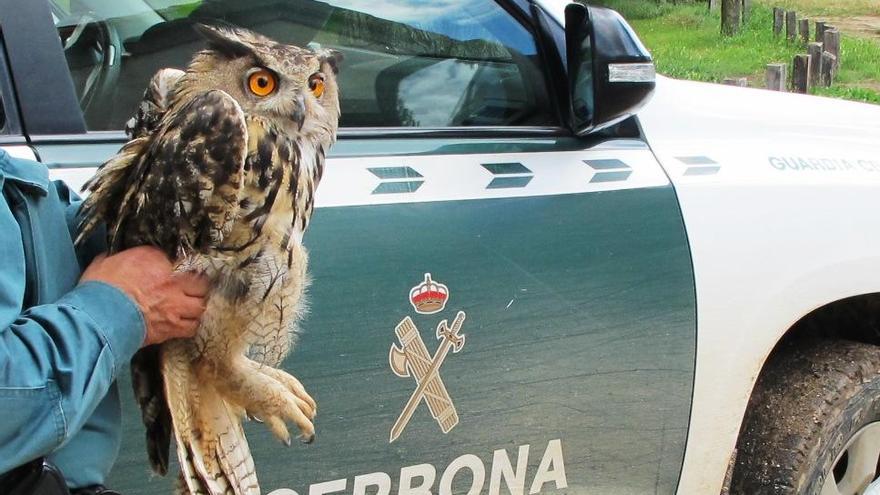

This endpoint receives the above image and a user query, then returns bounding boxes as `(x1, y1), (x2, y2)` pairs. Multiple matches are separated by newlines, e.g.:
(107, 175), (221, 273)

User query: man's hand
(80, 246), (210, 346)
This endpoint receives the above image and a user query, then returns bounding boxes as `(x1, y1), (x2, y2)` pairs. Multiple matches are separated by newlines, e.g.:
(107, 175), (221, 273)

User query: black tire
(730, 339), (880, 495)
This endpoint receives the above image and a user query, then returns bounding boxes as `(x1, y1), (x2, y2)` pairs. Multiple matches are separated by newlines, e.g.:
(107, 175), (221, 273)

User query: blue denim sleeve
(0, 192), (145, 474)
(53, 180), (107, 268)
(54, 179), (82, 238)
(0, 283), (145, 474)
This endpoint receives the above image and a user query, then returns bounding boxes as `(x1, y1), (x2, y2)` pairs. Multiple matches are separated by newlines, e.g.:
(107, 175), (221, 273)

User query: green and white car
(2, 0), (880, 493)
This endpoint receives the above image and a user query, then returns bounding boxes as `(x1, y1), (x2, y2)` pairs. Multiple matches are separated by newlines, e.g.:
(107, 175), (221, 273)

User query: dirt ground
(825, 15), (880, 40)
(761, 0), (880, 18)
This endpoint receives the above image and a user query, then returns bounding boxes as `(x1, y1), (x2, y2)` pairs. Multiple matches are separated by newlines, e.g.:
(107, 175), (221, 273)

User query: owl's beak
(292, 94), (306, 130)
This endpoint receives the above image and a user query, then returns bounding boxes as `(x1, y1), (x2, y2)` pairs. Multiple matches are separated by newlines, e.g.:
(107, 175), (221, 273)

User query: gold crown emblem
(409, 273), (449, 314)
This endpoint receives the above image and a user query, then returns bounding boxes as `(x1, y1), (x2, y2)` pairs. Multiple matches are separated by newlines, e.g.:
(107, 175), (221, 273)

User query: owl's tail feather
(163, 341), (260, 495)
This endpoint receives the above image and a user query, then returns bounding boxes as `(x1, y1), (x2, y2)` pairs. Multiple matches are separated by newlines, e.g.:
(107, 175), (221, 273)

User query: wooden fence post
(792, 54), (810, 93)
(773, 8), (784, 36)
(821, 52), (836, 86)
(823, 29), (841, 71)
(766, 63), (787, 91)
(785, 11), (798, 41)
(815, 21), (826, 41)
(741, 0), (751, 22)
(722, 0), (742, 35)
(799, 19), (810, 44)
(808, 42), (823, 88)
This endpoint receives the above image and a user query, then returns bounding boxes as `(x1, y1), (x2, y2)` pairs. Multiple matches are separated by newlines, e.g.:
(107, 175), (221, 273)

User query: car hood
(639, 75), (880, 151)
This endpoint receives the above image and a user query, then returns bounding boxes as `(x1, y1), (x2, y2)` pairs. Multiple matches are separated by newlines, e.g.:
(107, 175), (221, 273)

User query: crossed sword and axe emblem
(388, 311), (467, 442)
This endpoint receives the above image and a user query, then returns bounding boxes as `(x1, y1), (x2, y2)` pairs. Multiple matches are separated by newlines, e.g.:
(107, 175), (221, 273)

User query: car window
(52, 0), (557, 131)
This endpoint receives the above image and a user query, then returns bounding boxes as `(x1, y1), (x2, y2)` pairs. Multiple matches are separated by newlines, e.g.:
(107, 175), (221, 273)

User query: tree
(721, 0), (742, 35)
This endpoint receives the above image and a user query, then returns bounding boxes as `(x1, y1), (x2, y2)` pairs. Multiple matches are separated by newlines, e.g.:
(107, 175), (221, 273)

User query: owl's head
(182, 24), (342, 143)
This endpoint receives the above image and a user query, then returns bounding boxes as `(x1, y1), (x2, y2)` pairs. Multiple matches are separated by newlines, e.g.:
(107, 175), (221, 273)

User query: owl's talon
(282, 400), (315, 441)
(265, 416), (291, 446)
(254, 365), (317, 414)
(219, 358), (316, 447)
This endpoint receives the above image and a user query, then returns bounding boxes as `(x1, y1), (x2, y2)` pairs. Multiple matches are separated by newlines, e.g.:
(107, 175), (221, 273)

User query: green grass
(812, 86), (880, 104)
(833, 35), (880, 84)
(586, 1), (880, 104)
(630, 4), (803, 82)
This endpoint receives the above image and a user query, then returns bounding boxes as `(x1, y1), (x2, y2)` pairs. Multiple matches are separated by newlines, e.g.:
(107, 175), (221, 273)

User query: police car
(2, 0), (880, 493)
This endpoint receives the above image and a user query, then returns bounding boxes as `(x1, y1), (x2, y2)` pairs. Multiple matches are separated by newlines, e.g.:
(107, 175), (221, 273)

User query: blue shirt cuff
(56, 281), (145, 375)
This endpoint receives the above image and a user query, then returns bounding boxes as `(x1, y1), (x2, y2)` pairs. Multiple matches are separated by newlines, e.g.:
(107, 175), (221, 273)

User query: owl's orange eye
(308, 73), (325, 98)
(247, 69), (276, 96)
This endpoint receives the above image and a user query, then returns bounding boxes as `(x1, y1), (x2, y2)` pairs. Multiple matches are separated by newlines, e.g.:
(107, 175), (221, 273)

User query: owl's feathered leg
(163, 339), (259, 495)
(190, 245), (317, 446)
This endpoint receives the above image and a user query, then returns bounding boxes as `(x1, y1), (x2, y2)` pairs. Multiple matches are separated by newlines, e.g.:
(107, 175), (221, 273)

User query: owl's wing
(75, 68), (181, 247)
(125, 68), (185, 139)
(75, 135), (150, 247)
(79, 89), (248, 258)
(78, 90), (248, 476)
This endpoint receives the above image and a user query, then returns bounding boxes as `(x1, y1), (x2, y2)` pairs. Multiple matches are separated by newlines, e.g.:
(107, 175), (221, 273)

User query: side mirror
(565, 3), (656, 135)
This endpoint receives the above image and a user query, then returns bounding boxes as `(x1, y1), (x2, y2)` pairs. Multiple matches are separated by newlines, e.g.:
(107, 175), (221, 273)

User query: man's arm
(54, 180), (106, 268)
(0, 193), (144, 472)
(0, 206), (207, 475)
(0, 282), (146, 473)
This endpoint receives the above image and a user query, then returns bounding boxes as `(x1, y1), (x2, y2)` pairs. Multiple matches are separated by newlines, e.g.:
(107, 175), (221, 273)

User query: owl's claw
(251, 364), (317, 420)
(264, 416), (292, 446)
(257, 395), (315, 447)
(222, 358), (317, 446)
(283, 392), (316, 443)
(245, 413), (264, 423)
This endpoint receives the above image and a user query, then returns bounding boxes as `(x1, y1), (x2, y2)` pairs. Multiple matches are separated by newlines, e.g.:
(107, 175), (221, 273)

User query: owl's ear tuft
(194, 24), (254, 58)
(315, 49), (344, 75)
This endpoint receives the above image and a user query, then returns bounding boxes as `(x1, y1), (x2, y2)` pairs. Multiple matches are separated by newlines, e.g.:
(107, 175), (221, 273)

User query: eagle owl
(76, 25), (342, 494)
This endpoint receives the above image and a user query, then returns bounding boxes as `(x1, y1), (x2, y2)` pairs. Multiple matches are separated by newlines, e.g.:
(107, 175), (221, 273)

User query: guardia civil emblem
(388, 273), (466, 442)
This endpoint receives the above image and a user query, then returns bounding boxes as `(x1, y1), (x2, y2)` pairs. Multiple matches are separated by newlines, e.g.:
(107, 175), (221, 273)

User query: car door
(7, 1), (696, 493)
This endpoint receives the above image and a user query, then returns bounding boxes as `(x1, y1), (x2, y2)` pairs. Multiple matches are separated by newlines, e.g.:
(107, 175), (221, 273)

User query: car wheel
(730, 339), (880, 495)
